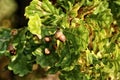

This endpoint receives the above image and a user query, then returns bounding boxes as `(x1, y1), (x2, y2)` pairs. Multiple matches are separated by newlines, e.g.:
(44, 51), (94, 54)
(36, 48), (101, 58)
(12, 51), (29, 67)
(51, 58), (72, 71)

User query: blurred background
(0, 0), (31, 28)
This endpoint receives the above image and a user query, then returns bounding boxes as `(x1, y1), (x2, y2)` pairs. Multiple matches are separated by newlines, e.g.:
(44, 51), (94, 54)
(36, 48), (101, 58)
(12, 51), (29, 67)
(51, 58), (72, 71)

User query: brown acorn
(55, 31), (63, 39)
(59, 34), (66, 42)
(44, 48), (50, 55)
(10, 49), (16, 55)
(8, 44), (16, 55)
(44, 37), (51, 42)
(10, 29), (18, 36)
(55, 31), (66, 42)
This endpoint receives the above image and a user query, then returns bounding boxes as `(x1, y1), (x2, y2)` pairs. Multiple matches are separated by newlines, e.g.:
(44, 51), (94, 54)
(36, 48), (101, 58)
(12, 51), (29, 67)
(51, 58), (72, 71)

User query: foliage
(0, 0), (120, 79)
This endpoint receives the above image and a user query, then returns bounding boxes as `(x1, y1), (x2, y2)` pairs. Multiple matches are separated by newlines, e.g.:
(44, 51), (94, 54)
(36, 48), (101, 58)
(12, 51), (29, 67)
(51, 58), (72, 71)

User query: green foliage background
(0, 0), (120, 80)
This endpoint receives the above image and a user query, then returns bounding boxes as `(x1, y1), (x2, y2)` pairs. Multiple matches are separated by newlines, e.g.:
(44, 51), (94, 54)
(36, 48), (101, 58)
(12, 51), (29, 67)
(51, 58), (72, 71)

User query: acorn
(10, 49), (16, 55)
(8, 44), (16, 55)
(59, 34), (66, 42)
(55, 31), (63, 39)
(44, 48), (50, 55)
(44, 37), (51, 42)
(55, 31), (66, 42)
(10, 29), (18, 36)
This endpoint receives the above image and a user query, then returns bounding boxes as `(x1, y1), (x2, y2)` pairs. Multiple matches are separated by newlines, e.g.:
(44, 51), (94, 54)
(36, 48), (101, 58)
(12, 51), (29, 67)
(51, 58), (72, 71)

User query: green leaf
(60, 65), (88, 80)
(36, 52), (59, 67)
(86, 49), (93, 64)
(55, 50), (77, 71)
(28, 14), (41, 39)
(69, 2), (82, 18)
(93, 1), (108, 14)
(114, 0), (120, 5)
(91, 9), (113, 28)
(84, 0), (96, 6)
(108, 0), (120, 26)
(41, 0), (55, 13)
(0, 43), (8, 55)
(25, 0), (41, 18)
(104, 42), (115, 53)
(56, 0), (74, 12)
(0, 28), (11, 55)
(47, 66), (60, 74)
(8, 54), (33, 76)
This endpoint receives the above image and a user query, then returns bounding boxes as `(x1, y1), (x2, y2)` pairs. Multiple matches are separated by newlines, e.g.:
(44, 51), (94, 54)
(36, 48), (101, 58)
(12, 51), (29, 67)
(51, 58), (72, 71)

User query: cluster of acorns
(7, 29), (18, 55)
(44, 30), (66, 55)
